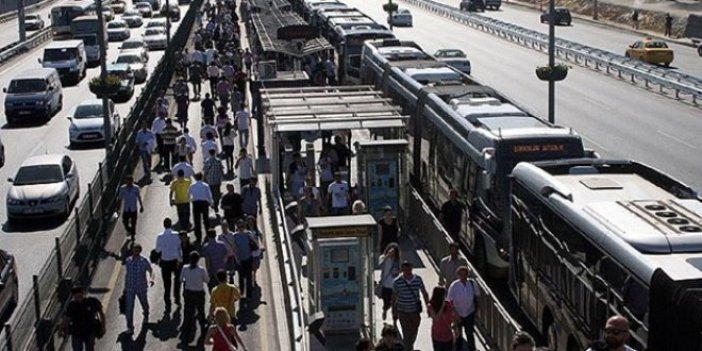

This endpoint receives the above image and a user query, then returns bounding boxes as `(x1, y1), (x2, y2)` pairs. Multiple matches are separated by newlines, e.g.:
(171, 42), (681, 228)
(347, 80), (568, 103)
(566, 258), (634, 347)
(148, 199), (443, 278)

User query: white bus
(50, 1), (94, 36)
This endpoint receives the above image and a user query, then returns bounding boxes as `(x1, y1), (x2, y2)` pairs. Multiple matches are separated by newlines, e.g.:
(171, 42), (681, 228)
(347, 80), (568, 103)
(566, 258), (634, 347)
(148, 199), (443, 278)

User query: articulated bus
(360, 38), (591, 277)
(335, 27), (394, 84)
(50, 1), (95, 36)
(315, 8), (365, 32)
(511, 159), (702, 351)
(324, 17), (383, 46)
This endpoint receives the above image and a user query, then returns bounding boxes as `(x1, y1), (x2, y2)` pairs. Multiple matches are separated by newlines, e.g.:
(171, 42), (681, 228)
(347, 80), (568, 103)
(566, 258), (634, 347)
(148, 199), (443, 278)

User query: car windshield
(145, 28), (164, 35)
(117, 55), (141, 64)
(74, 104), (103, 119)
(437, 50), (465, 58)
(43, 48), (76, 61)
(14, 165), (64, 185)
(147, 22), (165, 27)
(645, 41), (668, 49)
(108, 21), (126, 28)
(108, 68), (130, 78)
(26, 14), (39, 20)
(122, 41), (143, 49)
(124, 10), (140, 16)
(7, 79), (46, 93)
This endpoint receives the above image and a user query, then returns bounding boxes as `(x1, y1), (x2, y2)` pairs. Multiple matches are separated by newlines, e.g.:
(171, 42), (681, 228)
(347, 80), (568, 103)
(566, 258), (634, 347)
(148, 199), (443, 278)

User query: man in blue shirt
(117, 176), (143, 238)
(135, 123), (155, 180)
(123, 244), (154, 334)
(232, 219), (255, 299)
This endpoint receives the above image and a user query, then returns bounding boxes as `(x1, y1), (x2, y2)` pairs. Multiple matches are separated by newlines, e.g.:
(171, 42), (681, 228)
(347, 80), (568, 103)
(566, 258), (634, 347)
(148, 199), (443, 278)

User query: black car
(105, 64), (135, 102)
(540, 7), (571, 25)
(460, 0), (485, 12)
(0, 250), (18, 322)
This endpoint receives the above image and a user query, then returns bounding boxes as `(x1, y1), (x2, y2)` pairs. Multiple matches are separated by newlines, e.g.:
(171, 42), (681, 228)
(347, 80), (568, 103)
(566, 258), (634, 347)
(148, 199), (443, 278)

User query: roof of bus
(335, 26), (394, 36)
(45, 40), (84, 49)
(72, 14), (99, 20)
(52, 1), (93, 9)
(512, 160), (702, 282)
(330, 16), (375, 24)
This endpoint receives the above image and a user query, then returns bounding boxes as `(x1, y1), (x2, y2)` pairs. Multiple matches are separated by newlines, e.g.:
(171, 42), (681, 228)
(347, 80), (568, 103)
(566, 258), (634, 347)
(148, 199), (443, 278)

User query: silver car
(24, 13), (45, 30)
(6, 154), (80, 222)
(119, 38), (149, 63)
(115, 52), (147, 83)
(121, 10), (144, 27)
(142, 27), (167, 50)
(434, 49), (472, 75)
(107, 19), (131, 41)
(135, 2), (153, 17)
(387, 9), (413, 27)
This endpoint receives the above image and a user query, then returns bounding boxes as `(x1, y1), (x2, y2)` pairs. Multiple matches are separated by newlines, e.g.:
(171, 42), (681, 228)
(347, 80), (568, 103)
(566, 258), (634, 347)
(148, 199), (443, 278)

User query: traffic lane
(0, 7), (187, 301)
(0, 0), (72, 48)
(426, 0), (702, 78)
(349, 0), (702, 190)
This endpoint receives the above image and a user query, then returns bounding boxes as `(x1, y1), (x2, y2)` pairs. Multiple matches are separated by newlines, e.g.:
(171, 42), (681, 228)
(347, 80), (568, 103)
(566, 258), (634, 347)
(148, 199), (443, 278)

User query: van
(3, 68), (63, 125)
(38, 40), (87, 85)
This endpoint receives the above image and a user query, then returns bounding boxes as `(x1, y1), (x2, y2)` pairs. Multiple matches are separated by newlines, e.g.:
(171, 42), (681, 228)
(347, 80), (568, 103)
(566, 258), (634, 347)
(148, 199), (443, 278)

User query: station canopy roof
(261, 86), (408, 133)
(250, 5), (333, 58)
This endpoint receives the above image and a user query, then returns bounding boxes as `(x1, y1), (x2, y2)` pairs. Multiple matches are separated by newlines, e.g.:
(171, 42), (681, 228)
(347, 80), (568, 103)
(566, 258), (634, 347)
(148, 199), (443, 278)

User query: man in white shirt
(447, 266), (480, 351)
(151, 114), (167, 169)
(189, 173), (213, 243)
(327, 172), (350, 215)
(201, 132), (219, 161)
(586, 316), (638, 351)
(235, 149), (255, 189)
(171, 156), (195, 179)
(235, 109), (250, 149)
(179, 251), (210, 342)
(181, 128), (198, 154)
(199, 122), (218, 141)
(154, 218), (183, 308)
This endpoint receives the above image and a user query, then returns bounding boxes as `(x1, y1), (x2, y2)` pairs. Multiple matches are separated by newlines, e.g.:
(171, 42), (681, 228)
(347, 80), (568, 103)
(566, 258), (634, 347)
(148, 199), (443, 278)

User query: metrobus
(510, 158), (702, 351)
(50, 1), (95, 36)
(325, 17), (383, 46)
(314, 8), (365, 32)
(360, 38), (592, 277)
(335, 27), (394, 84)
(71, 15), (108, 63)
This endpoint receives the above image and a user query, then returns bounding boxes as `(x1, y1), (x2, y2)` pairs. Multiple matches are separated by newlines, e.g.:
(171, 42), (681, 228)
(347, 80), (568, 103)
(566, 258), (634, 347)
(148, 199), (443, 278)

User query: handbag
(118, 294), (126, 315)
(216, 324), (238, 351)
(149, 249), (161, 264)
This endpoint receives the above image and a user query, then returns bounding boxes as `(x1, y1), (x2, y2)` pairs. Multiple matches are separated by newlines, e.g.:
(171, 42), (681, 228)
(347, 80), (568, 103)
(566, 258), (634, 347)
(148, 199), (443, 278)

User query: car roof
(45, 40), (83, 49)
(15, 68), (57, 79)
(77, 99), (104, 107)
(107, 63), (131, 70)
(21, 154), (67, 167)
(123, 38), (145, 43)
(108, 19), (127, 23)
(135, 2), (151, 6)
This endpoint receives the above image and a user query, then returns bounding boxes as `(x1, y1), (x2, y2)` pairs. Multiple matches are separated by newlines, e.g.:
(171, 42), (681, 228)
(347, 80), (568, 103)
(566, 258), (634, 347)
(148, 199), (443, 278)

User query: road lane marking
(581, 135), (609, 152)
(657, 130), (698, 149)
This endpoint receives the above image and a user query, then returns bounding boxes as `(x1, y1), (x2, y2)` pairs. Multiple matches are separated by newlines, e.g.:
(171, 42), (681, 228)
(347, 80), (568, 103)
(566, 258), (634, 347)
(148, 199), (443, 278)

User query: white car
(121, 10), (144, 27)
(135, 2), (153, 17)
(6, 154), (80, 222)
(107, 19), (130, 41)
(387, 9), (412, 27)
(146, 18), (167, 29)
(434, 49), (472, 75)
(115, 52), (148, 83)
(142, 27), (167, 50)
(119, 38), (149, 63)
(24, 13), (45, 30)
(67, 99), (121, 148)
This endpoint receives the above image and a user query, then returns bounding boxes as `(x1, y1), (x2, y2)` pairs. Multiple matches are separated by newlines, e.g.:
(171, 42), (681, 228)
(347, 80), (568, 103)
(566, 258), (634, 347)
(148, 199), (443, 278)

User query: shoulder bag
(400, 276), (422, 313)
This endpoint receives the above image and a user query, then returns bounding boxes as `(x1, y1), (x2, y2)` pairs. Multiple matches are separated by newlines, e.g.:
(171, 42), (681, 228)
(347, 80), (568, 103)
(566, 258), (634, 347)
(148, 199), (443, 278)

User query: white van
(38, 40), (87, 85)
(3, 68), (63, 125)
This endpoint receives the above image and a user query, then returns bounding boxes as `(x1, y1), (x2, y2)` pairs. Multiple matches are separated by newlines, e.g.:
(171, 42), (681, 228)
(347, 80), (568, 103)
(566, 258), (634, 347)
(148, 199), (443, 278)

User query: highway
(0, 0), (68, 48)
(350, 0), (702, 189)
(0, 4), (189, 302)
(427, 0), (702, 78)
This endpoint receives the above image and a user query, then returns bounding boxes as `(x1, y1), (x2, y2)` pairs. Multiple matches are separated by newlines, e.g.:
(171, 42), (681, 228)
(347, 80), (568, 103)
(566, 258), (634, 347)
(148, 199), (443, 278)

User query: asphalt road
(0, 4), (189, 302)
(426, 0), (702, 78)
(0, 0), (69, 48)
(350, 0), (702, 189)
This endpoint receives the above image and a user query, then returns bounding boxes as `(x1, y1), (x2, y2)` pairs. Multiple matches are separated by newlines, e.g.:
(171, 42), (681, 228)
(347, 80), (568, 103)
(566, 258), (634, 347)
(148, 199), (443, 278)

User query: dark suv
(460, 0), (485, 12)
(540, 7), (571, 25)
(0, 250), (18, 322)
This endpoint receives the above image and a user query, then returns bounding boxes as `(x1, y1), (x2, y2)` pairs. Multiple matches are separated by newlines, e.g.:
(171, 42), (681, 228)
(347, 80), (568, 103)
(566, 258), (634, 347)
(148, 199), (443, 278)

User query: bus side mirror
(481, 170), (491, 191)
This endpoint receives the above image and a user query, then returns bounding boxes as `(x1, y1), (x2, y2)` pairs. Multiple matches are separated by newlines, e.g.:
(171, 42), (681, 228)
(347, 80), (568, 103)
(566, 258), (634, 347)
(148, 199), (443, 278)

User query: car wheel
(57, 95), (63, 111)
(697, 46), (702, 57)
(63, 198), (71, 219)
(663, 62), (670, 67)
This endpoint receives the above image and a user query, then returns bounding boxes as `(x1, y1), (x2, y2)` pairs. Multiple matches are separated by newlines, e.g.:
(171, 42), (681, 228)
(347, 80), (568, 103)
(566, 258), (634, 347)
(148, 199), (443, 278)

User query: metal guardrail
(0, 1), (201, 349)
(0, 27), (52, 66)
(272, 192), (308, 351)
(398, 0), (702, 105)
(405, 186), (521, 350)
(0, 0), (58, 24)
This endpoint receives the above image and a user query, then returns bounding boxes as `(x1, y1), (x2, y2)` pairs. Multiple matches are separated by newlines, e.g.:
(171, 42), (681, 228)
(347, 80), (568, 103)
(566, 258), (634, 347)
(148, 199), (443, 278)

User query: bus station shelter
(260, 86), (408, 194)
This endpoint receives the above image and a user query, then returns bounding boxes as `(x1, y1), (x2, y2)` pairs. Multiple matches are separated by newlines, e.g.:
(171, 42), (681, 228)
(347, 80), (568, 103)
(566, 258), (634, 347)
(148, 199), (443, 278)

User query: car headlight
(45, 195), (63, 203)
(69, 124), (79, 132)
(7, 198), (22, 205)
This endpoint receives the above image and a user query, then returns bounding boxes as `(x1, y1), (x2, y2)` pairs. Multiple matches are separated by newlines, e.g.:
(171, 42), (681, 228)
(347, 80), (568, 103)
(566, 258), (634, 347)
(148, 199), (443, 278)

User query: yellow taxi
(625, 38), (674, 66)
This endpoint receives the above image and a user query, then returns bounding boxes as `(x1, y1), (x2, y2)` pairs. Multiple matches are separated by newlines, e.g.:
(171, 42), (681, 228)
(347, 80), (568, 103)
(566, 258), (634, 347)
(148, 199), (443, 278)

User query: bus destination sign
(512, 144), (566, 153)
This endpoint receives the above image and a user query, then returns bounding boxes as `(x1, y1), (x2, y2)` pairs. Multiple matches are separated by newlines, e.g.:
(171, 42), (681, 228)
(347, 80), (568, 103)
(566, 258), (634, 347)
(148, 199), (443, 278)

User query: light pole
(593, 0), (598, 20)
(166, 0), (171, 44)
(383, 0), (397, 31)
(95, 0), (112, 158)
(547, 0), (555, 124)
(18, 0), (27, 42)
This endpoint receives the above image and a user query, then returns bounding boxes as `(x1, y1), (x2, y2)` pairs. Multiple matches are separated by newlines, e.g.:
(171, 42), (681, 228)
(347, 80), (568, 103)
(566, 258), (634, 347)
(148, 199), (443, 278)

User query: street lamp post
(593, 0), (598, 20)
(95, 0), (112, 159)
(18, 0), (27, 42)
(547, 0), (555, 124)
(166, 1), (172, 44)
(383, 0), (397, 31)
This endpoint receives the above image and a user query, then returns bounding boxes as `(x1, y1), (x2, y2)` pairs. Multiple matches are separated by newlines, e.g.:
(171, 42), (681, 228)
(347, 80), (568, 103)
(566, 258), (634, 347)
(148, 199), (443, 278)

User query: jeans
(456, 313), (476, 351)
(239, 178), (250, 191)
(122, 211), (137, 236)
(433, 340), (454, 351)
(124, 290), (149, 330)
(71, 334), (96, 351)
(160, 260), (182, 305)
(162, 144), (175, 170)
(381, 287), (394, 313)
(176, 203), (190, 230)
(181, 290), (207, 340)
(155, 135), (164, 165)
(331, 206), (348, 216)
(210, 183), (221, 212)
(192, 200), (210, 242)
(398, 311), (421, 351)
(239, 128), (249, 148)
(237, 257), (253, 297)
(139, 150), (151, 178)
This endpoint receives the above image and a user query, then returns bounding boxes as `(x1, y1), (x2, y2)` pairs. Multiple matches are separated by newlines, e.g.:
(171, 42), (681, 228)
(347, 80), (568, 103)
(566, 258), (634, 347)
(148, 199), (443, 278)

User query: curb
(503, 0), (700, 48)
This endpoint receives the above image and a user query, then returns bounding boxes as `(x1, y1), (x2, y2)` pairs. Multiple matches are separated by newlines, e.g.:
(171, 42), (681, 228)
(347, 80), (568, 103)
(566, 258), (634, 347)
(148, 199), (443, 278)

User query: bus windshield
(43, 48), (78, 61)
(71, 19), (100, 35)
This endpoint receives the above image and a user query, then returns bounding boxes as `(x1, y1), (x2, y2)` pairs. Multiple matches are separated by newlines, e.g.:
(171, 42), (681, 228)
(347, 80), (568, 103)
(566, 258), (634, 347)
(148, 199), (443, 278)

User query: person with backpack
(60, 285), (105, 351)
(447, 266), (480, 351)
